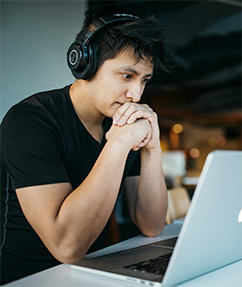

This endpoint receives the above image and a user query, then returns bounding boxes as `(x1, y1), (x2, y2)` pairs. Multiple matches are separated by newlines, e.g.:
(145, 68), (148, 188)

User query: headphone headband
(67, 13), (140, 80)
(81, 14), (140, 44)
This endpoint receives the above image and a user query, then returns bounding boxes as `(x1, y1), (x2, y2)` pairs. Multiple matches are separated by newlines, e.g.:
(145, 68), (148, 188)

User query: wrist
(140, 144), (162, 157)
(107, 130), (134, 153)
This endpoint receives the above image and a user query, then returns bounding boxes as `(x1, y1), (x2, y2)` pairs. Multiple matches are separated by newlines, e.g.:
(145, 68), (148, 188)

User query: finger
(113, 103), (151, 125)
(113, 103), (132, 124)
(132, 146), (141, 151)
(140, 131), (152, 146)
(115, 104), (153, 127)
(134, 129), (151, 150)
(132, 137), (149, 151)
(113, 104), (137, 126)
(126, 109), (154, 125)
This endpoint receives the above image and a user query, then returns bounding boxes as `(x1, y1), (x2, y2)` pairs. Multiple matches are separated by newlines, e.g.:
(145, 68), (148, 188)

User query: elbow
(143, 226), (165, 238)
(136, 214), (166, 238)
(59, 252), (86, 264)
(141, 222), (166, 238)
(45, 228), (97, 264)
(51, 244), (88, 264)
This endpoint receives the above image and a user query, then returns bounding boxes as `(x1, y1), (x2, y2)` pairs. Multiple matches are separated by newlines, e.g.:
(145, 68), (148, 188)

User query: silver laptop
(71, 150), (242, 286)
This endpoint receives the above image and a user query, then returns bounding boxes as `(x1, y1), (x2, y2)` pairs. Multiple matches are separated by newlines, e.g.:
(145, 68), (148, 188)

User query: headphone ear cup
(67, 42), (89, 79)
(82, 43), (97, 80)
(67, 43), (83, 72)
(72, 65), (89, 80)
(73, 43), (96, 80)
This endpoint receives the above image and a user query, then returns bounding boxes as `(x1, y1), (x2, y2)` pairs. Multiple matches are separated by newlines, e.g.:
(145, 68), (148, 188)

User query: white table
(4, 223), (242, 287)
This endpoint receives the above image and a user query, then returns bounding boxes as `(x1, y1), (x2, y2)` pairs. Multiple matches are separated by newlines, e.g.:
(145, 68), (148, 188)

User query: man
(0, 4), (171, 285)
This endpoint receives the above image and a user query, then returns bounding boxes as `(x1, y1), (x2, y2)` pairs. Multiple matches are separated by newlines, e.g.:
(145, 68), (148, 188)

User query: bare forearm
(16, 120), (152, 264)
(47, 121), (151, 262)
(52, 139), (130, 262)
(135, 146), (168, 237)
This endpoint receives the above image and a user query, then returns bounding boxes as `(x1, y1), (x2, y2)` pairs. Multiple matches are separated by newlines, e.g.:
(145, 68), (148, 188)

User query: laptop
(71, 150), (242, 286)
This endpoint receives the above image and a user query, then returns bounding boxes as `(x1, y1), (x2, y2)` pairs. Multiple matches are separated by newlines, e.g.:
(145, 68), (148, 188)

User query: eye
(142, 78), (151, 84)
(122, 74), (132, 80)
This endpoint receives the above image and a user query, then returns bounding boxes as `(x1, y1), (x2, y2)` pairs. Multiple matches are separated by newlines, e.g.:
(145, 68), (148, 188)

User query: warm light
(189, 148), (200, 159)
(172, 124), (183, 134)
(208, 137), (218, 147)
(160, 140), (169, 151)
(217, 136), (226, 146)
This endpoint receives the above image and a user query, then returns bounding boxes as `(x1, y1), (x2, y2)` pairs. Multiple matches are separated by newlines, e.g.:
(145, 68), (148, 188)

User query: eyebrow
(118, 66), (153, 78)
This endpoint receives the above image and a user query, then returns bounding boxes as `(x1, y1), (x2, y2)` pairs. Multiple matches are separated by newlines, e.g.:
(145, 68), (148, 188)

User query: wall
(1, 0), (87, 120)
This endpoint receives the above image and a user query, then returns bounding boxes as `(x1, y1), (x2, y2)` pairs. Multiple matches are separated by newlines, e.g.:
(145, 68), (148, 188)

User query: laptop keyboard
(124, 253), (172, 275)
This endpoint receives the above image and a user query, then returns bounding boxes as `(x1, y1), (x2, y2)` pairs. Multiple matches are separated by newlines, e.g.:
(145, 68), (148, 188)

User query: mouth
(115, 102), (123, 108)
(116, 101), (128, 106)
(111, 103), (123, 117)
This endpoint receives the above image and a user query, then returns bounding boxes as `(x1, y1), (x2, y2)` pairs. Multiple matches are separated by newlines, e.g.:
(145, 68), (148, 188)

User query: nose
(125, 82), (144, 103)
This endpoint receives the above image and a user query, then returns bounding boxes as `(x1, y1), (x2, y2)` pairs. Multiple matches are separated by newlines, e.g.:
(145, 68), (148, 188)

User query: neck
(69, 80), (105, 143)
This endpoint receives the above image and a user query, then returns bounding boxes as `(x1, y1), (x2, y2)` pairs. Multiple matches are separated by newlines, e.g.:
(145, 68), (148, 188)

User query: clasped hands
(106, 102), (160, 151)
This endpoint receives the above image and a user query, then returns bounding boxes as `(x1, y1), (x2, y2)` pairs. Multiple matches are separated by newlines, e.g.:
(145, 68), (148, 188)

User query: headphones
(67, 13), (140, 80)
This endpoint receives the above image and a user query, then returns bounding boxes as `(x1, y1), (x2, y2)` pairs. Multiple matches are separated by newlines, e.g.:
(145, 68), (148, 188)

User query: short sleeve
(1, 103), (70, 189)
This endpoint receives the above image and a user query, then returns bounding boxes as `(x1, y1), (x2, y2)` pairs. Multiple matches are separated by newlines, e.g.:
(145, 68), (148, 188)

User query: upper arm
(16, 182), (73, 246)
(1, 104), (70, 189)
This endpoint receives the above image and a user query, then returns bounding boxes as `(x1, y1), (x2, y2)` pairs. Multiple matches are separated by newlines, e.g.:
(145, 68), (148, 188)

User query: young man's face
(87, 46), (154, 119)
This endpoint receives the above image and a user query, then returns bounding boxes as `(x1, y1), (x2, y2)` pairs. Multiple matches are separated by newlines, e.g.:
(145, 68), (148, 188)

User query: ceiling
(89, 0), (242, 131)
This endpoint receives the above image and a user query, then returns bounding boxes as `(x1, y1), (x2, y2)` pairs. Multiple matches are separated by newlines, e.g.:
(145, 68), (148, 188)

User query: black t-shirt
(0, 85), (140, 285)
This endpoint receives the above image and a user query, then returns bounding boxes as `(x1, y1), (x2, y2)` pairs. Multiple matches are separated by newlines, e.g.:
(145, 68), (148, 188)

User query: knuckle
(143, 103), (151, 110)
(129, 105), (137, 113)
(115, 110), (122, 118)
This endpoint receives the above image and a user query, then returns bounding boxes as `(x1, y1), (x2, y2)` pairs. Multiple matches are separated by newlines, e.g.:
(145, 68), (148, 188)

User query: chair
(166, 187), (190, 225)
(105, 210), (121, 245)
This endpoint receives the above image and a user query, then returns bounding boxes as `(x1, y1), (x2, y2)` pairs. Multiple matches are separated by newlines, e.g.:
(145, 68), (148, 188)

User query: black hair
(76, 3), (172, 78)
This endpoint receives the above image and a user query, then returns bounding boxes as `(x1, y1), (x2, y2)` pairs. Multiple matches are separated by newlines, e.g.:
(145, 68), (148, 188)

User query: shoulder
(20, 85), (72, 116)
(1, 85), (72, 128)
(1, 86), (75, 153)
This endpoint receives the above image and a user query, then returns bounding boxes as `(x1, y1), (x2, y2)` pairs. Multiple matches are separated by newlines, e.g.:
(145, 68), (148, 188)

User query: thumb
(105, 124), (115, 141)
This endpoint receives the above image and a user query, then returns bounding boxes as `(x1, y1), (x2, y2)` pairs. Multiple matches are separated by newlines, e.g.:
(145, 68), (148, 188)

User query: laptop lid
(71, 150), (242, 286)
(163, 150), (242, 286)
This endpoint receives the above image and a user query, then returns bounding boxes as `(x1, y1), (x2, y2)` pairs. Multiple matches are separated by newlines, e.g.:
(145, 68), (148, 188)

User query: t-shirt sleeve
(1, 103), (70, 189)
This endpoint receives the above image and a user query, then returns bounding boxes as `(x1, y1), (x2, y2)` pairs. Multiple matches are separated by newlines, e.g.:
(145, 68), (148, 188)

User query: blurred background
(88, 0), (242, 242)
(89, 0), (241, 174)
(1, 0), (241, 243)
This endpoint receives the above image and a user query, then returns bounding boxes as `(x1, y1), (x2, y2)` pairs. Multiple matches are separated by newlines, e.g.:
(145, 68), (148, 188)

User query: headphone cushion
(83, 43), (97, 80)
(69, 42), (96, 80)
